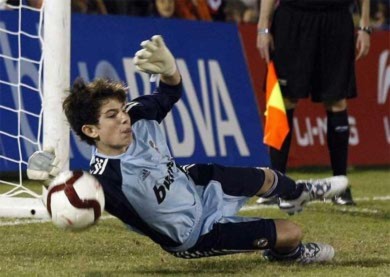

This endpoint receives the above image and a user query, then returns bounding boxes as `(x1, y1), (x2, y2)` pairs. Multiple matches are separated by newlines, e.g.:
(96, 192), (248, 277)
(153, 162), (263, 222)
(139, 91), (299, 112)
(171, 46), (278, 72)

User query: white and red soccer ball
(45, 170), (105, 230)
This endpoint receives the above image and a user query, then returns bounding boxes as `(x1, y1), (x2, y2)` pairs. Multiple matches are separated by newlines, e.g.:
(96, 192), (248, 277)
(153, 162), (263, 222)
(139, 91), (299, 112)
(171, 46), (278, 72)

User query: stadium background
(0, 4), (389, 276)
(0, 5), (389, 173)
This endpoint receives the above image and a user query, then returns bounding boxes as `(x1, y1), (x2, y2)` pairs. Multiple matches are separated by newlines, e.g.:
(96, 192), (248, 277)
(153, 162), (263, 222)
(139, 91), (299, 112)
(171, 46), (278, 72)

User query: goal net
(0, 0), (70, 218)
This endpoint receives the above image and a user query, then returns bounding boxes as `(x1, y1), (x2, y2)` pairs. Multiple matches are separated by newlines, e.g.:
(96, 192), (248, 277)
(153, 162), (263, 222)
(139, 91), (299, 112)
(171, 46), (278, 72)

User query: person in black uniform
(256, 0), (371, 205)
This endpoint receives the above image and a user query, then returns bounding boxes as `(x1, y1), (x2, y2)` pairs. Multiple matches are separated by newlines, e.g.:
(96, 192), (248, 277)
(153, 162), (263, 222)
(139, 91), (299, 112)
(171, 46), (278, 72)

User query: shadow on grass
(83, 257), (390, 276)
(85, 257), (262, 276)
(333, 258), (390, 267)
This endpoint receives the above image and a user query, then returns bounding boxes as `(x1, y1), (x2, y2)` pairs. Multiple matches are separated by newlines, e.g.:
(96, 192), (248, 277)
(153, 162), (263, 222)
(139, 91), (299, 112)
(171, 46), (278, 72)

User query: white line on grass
(241, 195), (390, 213)
(241, 204), (382, 215)
(0, 195), (389, 227)
(0, 215), (115, 227)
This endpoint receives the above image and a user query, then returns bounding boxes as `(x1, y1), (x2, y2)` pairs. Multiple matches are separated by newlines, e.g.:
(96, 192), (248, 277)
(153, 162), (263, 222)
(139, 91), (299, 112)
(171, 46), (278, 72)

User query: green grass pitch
(0, 168), (389, 276)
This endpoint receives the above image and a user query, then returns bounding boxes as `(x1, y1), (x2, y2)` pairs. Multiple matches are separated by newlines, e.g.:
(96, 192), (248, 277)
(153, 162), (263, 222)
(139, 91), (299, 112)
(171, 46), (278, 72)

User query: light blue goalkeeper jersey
(90, 80), (246, 252)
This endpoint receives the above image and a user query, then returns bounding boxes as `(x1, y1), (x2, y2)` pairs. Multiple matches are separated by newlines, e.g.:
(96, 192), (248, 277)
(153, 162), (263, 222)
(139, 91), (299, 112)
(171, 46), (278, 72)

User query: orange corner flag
(263, 61), (290, 150)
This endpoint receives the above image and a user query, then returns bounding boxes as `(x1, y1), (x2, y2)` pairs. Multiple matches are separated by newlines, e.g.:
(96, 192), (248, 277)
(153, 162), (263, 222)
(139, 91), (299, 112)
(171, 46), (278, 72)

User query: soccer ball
(45, 170), (105, 230)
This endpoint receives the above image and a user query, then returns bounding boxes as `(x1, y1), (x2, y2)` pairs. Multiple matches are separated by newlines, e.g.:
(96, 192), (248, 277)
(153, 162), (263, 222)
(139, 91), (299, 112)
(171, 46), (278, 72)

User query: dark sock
(266, 243), (303, 261)
(261, 170), (302, 199)
(327, 110), (349, 176)
(270, 109), (294, 173)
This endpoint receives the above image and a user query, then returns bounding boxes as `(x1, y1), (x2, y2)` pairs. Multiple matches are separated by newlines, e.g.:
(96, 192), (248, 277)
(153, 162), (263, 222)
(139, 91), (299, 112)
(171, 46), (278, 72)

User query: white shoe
(297, 243), (335, 264)
(279, 175), (348, 215)
(263, 242), (335, 264)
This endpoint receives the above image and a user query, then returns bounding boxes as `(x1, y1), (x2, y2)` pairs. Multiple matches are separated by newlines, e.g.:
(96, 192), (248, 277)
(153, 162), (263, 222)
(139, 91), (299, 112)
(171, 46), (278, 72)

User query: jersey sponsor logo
(90, 157), (108, 175)
(153, 161), (174, 204)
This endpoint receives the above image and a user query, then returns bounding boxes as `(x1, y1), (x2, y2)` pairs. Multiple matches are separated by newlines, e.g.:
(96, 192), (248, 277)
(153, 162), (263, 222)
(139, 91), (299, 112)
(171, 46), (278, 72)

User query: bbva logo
(378, 50), (390, 105)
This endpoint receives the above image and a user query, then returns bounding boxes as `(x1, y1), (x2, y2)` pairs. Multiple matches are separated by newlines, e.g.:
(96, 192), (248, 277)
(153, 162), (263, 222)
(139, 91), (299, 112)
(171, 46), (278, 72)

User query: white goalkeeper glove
(27, 147), (60, 181)
(133, 35), (177, 77)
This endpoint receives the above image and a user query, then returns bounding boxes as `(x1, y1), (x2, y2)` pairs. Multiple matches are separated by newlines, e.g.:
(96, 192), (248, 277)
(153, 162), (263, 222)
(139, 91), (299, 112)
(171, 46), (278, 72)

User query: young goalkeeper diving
(27, 35), (347, 263)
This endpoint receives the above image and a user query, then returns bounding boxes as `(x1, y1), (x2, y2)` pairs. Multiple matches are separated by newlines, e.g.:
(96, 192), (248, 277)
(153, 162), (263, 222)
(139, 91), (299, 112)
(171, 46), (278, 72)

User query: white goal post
(0, 0), (70, 218)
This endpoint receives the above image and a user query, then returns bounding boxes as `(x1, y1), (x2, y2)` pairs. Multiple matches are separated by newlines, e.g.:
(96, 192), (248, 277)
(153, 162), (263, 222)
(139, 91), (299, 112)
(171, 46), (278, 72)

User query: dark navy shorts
(170, 164), (277, 259)
(170, 218), (277, 259)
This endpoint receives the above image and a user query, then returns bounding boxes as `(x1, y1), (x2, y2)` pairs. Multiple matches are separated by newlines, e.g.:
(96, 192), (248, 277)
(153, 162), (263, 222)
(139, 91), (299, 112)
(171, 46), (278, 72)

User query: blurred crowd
(67, 0), (260, 24)
(77, 0), (390, 29)
(1, 0), (389, 29)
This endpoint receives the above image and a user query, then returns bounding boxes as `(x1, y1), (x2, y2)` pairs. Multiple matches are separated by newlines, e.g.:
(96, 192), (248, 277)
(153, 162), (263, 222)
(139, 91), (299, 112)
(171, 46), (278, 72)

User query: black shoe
(332, 187), (356, 206)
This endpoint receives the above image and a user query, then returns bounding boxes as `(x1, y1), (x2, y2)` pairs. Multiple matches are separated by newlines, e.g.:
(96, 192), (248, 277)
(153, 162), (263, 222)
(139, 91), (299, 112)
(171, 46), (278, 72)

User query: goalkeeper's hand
(27, 147), (60, 181)
(133, 35), (177, 77)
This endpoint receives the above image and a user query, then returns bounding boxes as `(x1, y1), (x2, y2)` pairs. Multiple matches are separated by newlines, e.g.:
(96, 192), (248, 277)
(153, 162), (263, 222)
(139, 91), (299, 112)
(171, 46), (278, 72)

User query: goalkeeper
(29, 35), (347, 263)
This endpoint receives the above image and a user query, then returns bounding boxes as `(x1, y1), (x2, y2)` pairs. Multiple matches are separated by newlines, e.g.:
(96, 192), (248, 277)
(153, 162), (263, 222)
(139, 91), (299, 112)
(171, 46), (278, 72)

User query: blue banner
(0, 12), (269, 172)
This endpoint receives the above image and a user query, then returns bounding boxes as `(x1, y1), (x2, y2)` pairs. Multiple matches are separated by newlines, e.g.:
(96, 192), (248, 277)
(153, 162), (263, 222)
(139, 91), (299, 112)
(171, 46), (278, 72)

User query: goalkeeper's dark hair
(63, 77), (127, 145)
